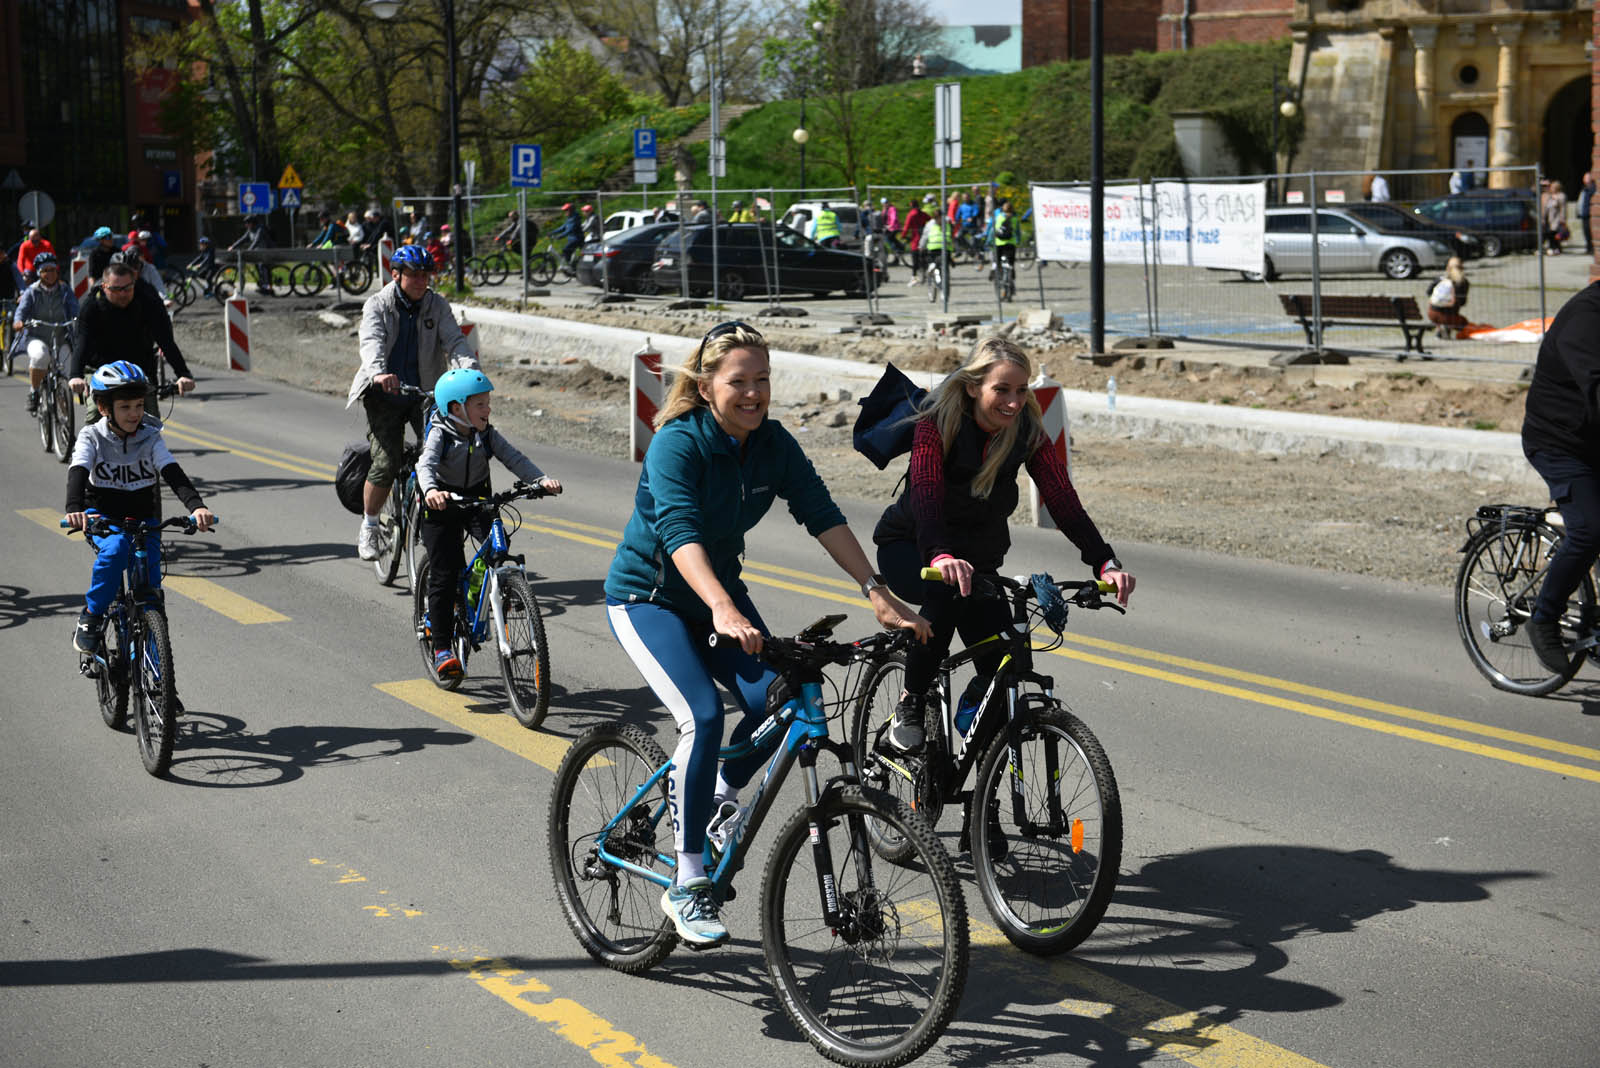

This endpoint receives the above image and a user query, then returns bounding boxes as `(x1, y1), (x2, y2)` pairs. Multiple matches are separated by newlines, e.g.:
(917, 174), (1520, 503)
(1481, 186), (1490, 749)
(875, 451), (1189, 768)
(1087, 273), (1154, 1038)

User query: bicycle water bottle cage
(1030, 574), (1070, 634)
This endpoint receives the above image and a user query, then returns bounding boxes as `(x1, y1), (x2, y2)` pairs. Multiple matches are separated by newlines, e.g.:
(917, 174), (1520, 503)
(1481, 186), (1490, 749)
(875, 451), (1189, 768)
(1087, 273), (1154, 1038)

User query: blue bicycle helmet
(91, 360), (149, 398)
(93, 225), (114, 240)
(434, 368), (493, 415)
(390, 243), (430, 272)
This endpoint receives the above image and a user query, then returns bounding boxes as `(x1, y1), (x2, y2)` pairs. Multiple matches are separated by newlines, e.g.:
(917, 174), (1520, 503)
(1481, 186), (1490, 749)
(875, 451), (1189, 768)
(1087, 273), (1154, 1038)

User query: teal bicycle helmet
(435, 367), (493, 414)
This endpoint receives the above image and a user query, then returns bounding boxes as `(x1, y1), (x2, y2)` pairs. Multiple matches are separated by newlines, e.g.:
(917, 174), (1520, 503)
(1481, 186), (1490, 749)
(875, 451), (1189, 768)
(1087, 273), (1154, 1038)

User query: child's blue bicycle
(411, 482), (552, 728)
(66, 513), (217, 776)
(547, 617), (969, 1068)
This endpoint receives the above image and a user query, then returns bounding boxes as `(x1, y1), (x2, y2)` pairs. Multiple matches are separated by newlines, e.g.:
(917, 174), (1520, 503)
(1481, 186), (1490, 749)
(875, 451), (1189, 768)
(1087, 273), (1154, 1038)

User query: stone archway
(1543, 76), (1592, 194)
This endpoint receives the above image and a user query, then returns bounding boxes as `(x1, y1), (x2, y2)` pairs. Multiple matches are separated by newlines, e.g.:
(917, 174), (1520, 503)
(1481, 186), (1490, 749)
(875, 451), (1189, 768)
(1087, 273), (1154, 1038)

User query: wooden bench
(1279, 293), (1429, 356)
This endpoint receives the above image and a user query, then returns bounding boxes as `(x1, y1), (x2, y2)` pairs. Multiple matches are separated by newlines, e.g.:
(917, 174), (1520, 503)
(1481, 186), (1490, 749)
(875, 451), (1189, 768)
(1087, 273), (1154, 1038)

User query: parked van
(779, 201), (863, 247)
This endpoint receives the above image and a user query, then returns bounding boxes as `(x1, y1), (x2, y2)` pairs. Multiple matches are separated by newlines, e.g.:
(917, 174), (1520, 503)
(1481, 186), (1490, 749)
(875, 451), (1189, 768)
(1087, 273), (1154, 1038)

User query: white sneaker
(357, 520), (382, 560)
(706, 801), (748, 854)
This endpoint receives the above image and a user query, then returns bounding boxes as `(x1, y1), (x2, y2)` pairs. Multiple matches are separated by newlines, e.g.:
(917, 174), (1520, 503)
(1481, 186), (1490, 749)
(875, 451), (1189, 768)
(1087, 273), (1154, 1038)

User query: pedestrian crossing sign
(278, 164), (304, 189)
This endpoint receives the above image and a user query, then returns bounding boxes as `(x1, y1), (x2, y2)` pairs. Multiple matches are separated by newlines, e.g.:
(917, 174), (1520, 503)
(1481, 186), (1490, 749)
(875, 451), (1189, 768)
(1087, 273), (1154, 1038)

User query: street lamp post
(793, 102), (808, 195)
(369, 0), (465, 294)
(1270, 70), (1298, 205)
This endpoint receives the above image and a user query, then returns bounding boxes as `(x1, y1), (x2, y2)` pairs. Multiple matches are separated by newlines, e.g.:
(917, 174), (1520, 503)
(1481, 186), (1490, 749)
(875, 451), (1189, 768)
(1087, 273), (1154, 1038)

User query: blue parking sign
(239, 181), (273, 215)
(510, 144), (542, 189)
(162, 170), (182, 198)
(633, 128), (657, 160)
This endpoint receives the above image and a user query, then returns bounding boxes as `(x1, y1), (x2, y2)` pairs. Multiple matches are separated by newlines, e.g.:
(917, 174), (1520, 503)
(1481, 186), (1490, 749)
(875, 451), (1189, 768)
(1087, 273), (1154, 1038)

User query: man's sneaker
(432, 649), (463, 679)
(660, 878), (728, 947)
(73, 612), (104, 654)
(706, 801), (748, 855)
(1526, 618), (1571, 674)
(26, 389), (39, 415)
(357, 520), (382, 560)
(884, 694), (925, 754)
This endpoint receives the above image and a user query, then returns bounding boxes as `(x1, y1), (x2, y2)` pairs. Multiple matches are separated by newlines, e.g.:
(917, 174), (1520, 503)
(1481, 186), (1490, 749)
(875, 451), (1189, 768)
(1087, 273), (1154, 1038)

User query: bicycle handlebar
(63, 514), (221, 537)
(919, 566), (1116, 604)
(437, 481), (552, 509)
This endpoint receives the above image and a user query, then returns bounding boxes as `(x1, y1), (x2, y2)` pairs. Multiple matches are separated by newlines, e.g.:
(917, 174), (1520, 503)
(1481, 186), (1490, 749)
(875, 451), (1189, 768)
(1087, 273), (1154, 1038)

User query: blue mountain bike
(68, 513), (217, 776)
(548, 617), (968, 1067)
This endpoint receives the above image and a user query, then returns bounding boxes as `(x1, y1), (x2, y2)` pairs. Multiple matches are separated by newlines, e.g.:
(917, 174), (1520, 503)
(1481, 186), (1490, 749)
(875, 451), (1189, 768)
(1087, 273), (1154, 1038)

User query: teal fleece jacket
(605, 407), (847, 621)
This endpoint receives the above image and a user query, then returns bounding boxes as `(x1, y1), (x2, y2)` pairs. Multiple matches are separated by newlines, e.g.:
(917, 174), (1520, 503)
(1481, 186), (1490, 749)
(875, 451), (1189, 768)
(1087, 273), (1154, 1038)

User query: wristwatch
(1099, 557), (1123, 576)
(861, 573), (890, 598)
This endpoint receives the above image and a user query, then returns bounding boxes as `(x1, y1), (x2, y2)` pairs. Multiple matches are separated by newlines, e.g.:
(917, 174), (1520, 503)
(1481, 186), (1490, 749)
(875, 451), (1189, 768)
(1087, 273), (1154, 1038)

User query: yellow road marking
(163, 419), (337, 474)
(1059, 632), (1600, 763)
(18, 508), (76, 537)
(440, 952), (678, 1068)
(1046, 643), (1600, 783)
(163, 576), (289, 624)
(968, 920), (1333, 1067)
(160, 424), (332, 480)
(375, 679), (579, 771)
(524, 522), (617, 551)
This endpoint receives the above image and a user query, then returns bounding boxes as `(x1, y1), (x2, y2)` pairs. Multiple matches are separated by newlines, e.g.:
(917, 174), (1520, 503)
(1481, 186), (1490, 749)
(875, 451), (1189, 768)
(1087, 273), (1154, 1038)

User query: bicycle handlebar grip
(1095, 579), (1113, 593)
(919, 566), (943, 581)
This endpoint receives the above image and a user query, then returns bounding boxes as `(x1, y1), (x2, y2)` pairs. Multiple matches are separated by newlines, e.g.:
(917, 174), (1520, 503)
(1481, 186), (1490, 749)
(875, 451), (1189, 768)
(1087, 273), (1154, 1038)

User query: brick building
(1157, 0), (1293, 51)
(1021, 0), (1160, 65)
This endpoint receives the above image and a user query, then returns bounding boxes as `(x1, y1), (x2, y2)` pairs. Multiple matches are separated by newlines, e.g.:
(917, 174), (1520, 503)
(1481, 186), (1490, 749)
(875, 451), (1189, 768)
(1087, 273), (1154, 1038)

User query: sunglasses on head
(695, 320), (761, 372)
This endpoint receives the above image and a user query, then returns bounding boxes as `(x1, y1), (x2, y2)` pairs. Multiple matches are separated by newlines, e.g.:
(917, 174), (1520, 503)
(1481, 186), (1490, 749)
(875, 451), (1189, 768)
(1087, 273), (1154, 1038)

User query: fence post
(630, 338), (664, 462)
(1029, 368), (1070, 528)
(225, 295), (250, 371)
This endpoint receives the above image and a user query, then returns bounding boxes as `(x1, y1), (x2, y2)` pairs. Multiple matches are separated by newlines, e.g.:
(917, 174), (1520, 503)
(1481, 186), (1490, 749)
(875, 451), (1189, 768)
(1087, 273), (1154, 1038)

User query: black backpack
(334, 441), (373, 514)
(852, 362), (928, 470)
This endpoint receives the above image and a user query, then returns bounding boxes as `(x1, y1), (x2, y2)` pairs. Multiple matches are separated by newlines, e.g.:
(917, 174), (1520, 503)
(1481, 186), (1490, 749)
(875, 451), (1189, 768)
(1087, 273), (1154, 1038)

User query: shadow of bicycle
(163, 709), (473, 788)
(0, 585), (83, 631)
(162, 540), (349, 579)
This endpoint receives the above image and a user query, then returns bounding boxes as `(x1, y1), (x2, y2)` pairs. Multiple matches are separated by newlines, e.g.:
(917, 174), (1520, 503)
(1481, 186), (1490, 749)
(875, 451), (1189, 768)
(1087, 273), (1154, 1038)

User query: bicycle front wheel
(374, 487), (404, 585)
(497, 571), (551, 728)
(52, 378), (74, 460)
(338, 259), (374, 295)
(36, 387), (53, 451)
(971, 701), (1121, 955)
(290, 262), (327, 297)
(133, 611), (179, 776)
(548, 725), (678, 973)
(1455, 522), (1590, 695)
(97, 611), (131, 730)
(530, 252), (557, 286)
(484, 252), (511, 286)
(849, 653), (943, 863)
(762, 785), (967, 1067)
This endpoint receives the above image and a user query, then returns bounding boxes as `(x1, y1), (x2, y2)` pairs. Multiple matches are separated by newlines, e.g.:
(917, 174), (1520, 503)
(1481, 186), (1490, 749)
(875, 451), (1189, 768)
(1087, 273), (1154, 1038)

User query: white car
(1250, 207), (1449, 281)
(604, 209), (678, 235)
(779, 201), (864, 247)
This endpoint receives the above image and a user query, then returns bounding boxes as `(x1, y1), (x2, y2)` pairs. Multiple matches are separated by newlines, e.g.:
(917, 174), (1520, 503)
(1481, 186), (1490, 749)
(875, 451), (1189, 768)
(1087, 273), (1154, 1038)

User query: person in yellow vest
(812, 202), (841, 248)
(921, 212), (948, 286)
(727, 200), (756, 223)
(985, 198), (1019, 285)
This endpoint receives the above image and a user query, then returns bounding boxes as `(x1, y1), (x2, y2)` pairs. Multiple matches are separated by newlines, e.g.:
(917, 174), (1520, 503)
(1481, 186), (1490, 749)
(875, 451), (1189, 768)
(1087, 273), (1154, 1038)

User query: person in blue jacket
(604, 320), (930, 949)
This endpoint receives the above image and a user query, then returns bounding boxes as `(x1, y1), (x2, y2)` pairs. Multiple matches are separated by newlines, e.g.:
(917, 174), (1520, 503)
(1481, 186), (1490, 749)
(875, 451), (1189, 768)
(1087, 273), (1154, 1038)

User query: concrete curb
(459, 304), (1532, 482)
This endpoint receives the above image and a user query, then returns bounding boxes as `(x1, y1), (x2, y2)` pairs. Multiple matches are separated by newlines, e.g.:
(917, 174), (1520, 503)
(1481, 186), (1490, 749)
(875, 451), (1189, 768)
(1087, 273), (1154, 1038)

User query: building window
(1457, 64), (1479, 87)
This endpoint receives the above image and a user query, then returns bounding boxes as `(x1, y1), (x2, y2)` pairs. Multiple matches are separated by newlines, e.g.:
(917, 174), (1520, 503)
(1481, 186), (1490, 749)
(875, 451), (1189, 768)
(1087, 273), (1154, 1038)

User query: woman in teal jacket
(604, 321), (928, 948)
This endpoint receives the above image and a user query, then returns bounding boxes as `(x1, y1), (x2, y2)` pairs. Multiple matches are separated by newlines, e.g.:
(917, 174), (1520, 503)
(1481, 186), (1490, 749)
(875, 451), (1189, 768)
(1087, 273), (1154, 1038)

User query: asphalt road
(1, 368), (1595, 1068)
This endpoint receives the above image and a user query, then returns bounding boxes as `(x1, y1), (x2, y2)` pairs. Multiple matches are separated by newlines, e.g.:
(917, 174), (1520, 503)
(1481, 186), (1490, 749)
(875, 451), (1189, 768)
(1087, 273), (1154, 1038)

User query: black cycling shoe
(73, 611), (105, 654)
(1526, 618), (1571, 674)
(883, 694), (926, 754)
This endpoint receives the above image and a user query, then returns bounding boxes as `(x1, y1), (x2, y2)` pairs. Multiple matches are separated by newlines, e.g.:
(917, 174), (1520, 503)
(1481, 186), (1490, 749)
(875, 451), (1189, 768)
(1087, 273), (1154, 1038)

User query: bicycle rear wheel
(97, 610), (131, 730)
(290, 262), (328, 297)
(971, 700), (1121, 955)
(338, 260), (374, 295)
(496, 571), (551, 728)
(52, 378), (74, 460)
(762, 785), (968, 1067)
(849, 654), (943, 863)
(374, 487), (404, 585)
(1455, 522), (1590, 695)
(412, 556), (469, 690)
(548, 725), (678, 973)
(133, 611), (179, 776)
(36, 387), (53, 451)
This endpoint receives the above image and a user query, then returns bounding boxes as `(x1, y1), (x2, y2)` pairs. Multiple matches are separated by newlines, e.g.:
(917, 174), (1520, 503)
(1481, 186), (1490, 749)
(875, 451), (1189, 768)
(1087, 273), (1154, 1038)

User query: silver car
(1248, 207), (1449, 281)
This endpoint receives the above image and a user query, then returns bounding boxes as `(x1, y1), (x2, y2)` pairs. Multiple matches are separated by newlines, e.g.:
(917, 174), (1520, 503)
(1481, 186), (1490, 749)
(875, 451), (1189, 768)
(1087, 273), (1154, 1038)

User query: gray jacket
(346, 282), (478, 408)
(417, 408), (545, 495)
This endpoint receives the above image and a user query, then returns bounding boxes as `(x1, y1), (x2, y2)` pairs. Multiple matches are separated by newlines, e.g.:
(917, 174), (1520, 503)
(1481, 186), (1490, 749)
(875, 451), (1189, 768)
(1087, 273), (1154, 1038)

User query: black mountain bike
(19, 319), (77, 460)
(372, 385), (431, 589)
(68, 513), (218, 776)
(852, 569), (1124, 955)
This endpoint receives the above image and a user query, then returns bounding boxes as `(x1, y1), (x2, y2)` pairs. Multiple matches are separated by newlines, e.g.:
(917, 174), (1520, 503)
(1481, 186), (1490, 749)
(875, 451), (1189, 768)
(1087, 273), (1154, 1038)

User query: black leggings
(878, 540), (1010, 698)
(1527, 450), (1600, 625)
(420, 494), (490, 651)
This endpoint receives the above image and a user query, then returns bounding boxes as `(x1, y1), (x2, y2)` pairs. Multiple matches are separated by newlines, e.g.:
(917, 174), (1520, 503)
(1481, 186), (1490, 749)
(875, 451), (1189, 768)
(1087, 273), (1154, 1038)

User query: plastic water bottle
(1107, 376), (1117, 412)
(467, 557), (487, 605)
(954, 678), (986, 735)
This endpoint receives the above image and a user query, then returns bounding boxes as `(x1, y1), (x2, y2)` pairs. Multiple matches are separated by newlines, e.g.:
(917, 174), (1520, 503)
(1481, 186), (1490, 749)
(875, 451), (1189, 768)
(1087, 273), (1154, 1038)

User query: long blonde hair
(918, 336), (1042, 498)
(655, 322), (769, 428)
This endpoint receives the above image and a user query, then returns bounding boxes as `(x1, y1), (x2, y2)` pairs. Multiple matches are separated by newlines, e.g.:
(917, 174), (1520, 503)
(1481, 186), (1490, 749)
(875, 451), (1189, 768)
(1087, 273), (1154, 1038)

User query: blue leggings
(86, 528), (162, 616)
(606, 595), (777, 854)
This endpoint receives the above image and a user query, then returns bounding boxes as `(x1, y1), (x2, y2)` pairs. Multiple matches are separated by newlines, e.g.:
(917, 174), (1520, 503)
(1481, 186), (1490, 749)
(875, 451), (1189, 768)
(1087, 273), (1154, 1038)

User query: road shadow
(518, 576), (607, 621)
(0, 585), (82, 630)
(0, 949), (586, 987)
(159, 710), (473, 788)
(195, 475), (327, 496)
(162, 540), (349, 579)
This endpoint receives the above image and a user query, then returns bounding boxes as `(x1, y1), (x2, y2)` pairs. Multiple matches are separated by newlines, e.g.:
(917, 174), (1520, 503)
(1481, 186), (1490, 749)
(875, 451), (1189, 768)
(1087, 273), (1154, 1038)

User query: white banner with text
(1030, 181), (1265, 272)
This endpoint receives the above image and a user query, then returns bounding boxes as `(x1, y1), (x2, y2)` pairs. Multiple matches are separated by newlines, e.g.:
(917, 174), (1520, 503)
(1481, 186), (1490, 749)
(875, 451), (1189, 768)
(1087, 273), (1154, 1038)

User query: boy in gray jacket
(417, 368), (561, 679)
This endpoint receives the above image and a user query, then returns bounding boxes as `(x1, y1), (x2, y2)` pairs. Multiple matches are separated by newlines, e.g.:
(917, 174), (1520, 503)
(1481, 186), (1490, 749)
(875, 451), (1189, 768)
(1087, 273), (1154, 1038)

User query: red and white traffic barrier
(455, 306), (480, 361)
(630, 338), (664, 462)
(70, 253), (90, 299)
(225, 295), (250, 371)
(378, 236), (395, 277)
(1028, 370), (1070, 529)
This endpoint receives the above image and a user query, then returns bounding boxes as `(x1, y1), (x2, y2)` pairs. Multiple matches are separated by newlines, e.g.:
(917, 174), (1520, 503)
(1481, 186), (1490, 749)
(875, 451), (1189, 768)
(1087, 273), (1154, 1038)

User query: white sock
(362, 513), (380, 526)
(712, 772), (739, 808)
(677, 852), (707, 885)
